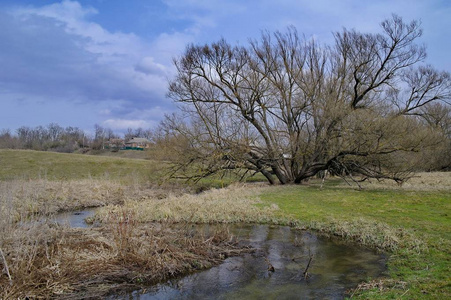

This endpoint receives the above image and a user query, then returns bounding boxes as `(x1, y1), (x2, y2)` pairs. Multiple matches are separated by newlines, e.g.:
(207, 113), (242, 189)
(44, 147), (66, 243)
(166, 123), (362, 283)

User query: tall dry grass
(0, 180), (251, 299)
(95, 183), (280, 224)
(0, 179), (122, 222)
(0, 211), (247, 299)
(304, 218), (426, 253)
(0, 178), (192, 221)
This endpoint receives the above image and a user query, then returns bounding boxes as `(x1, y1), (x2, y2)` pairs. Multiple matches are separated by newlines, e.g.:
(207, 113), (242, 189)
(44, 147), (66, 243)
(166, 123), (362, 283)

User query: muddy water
(111, 224), (387, 300)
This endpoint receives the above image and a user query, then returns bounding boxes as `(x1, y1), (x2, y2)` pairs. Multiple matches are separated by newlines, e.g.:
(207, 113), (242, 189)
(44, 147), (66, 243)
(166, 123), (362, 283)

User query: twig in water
(265, 257), (275, 273)
(303, 254), (313, 279)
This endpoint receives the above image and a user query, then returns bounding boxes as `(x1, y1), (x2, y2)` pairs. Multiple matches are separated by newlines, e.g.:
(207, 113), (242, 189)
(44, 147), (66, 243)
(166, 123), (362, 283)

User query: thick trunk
(272, 165), (290, 184)
(261, 169), (276, 185)
(294, 163), (328, 183)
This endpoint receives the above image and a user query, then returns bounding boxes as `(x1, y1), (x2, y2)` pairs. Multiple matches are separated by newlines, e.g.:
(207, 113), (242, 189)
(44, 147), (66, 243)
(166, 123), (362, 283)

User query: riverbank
(93, 175), (450, 299)
(256, 177), (451, 299)
(0, 180), (250, 298)
(1, 178), (449, 298)
(0, 150), (449, 298)
(0, 219), (248, 299)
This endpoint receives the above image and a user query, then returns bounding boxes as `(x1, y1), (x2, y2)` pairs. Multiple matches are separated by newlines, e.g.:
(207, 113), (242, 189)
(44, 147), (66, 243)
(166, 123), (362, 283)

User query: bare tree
(124, 128), (134, 141)
(0, 129), (20, 149)
(167, 15), (451, 184)
(415, 103), (451, 170)
(47, 123), (64, 142)
(93, 124), (106, 150)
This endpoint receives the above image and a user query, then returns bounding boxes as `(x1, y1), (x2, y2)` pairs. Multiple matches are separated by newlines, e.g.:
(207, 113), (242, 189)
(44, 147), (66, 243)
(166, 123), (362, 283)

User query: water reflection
(52, 208), (98, 228)
(112, 224), (386, 300)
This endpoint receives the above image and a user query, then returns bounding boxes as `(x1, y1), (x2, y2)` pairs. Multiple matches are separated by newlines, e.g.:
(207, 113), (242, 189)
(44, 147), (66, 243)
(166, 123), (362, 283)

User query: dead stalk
(0, 248), (12, 285)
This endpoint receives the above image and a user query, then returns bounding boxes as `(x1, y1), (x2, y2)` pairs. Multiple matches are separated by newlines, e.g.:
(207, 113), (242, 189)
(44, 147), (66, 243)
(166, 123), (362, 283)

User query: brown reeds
(0, 212), (248, 299)
(0, 179), (256, 299)
(0, 178), (187, 219)
(95, 183), (280, 225)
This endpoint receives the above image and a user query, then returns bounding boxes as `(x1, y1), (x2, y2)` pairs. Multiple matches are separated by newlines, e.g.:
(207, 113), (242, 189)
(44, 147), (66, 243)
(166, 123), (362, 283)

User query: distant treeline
(0, 123), (154, 153)
(1, 119), (450, 173)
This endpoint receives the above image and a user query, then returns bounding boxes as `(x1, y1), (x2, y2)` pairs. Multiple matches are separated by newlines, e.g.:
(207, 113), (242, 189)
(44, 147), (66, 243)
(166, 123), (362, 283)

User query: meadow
(0, 149), (449, 298)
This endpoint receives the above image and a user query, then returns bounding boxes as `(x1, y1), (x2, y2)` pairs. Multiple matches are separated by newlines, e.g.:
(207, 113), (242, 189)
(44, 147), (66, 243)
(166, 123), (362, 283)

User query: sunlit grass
(0, 149), (167, 183)
(256, 177), (451, 299)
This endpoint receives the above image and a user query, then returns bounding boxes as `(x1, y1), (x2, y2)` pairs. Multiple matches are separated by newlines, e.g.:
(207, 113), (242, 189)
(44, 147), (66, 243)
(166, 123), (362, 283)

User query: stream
(52, 208), (98, 228)
(54, 209), (387, 299)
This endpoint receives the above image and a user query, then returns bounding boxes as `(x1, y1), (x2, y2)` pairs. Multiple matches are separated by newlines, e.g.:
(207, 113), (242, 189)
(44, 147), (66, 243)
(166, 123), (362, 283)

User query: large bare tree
(167, 15), (451, 184)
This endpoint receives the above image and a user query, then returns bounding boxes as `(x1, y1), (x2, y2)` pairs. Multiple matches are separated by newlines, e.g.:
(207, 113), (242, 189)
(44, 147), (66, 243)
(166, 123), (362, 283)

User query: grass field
(0, 149), (166, 182)
(0, 149), (450, 298)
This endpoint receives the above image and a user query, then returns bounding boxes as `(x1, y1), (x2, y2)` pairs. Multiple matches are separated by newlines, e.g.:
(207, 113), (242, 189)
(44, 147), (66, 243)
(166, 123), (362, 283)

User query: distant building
(124, 137), (151, 150)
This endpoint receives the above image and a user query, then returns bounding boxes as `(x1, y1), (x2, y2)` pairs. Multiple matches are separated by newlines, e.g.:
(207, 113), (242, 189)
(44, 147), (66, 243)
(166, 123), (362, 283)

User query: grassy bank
(0, 183), (250, 297)
(255, 178), (451, 299)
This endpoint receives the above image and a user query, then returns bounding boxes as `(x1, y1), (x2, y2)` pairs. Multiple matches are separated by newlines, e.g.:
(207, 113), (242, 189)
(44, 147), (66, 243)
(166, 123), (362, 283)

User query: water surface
(112, 224), (387, 299)
(52, 208), (98, 228)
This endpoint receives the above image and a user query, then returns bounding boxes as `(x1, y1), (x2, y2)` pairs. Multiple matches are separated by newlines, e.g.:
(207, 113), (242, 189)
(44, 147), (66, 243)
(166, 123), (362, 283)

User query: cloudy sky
(1, 0), (450, 134)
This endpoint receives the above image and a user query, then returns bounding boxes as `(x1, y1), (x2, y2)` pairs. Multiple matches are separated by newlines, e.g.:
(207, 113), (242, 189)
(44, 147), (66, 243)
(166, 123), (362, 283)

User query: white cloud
(9, 0), (172, 98)
(15, 0), (97, 22)
(102, 119), (156, 130)
(1, 1), (177, 130)
(135, 57), (167, 75)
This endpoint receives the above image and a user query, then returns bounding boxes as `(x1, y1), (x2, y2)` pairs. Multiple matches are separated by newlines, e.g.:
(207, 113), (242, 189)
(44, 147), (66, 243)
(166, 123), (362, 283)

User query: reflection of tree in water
(140, 225), (386, 299)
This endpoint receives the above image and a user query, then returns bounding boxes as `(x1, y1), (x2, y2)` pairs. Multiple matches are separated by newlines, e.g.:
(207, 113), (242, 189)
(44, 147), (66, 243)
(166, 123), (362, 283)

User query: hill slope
(0, 149), (167, 182)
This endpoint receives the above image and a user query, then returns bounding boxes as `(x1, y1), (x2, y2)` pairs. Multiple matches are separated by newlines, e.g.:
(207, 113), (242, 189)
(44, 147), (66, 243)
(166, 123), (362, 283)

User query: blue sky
(1, 0), (450, 135)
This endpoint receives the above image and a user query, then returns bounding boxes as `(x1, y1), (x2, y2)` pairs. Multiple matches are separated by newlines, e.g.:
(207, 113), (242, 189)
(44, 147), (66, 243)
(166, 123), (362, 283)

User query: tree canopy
(166, 15), (451, 185)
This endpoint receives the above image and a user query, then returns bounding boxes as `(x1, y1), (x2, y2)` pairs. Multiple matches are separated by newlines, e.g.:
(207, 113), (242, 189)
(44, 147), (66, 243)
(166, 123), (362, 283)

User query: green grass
(0, 149), (167, 183)
(258, 181), (451, 299)
(0, 149), (266, 186)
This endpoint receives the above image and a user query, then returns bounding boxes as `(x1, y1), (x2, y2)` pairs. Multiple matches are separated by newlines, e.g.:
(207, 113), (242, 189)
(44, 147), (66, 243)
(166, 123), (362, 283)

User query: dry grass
(358, 172), (451, 191)
(0, 179), (123, 220)
(0, 179), (191, 222)
(0, 210), (248, 299)
(0, 180), (256, 299)
(95, 183), (280, 225)
(304, 218), (426, 253)
(347, 278), (409, 298)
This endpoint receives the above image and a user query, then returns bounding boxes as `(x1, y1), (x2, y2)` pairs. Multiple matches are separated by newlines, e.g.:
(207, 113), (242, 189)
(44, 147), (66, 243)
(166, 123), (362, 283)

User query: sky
(0, 0), (450, 135)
